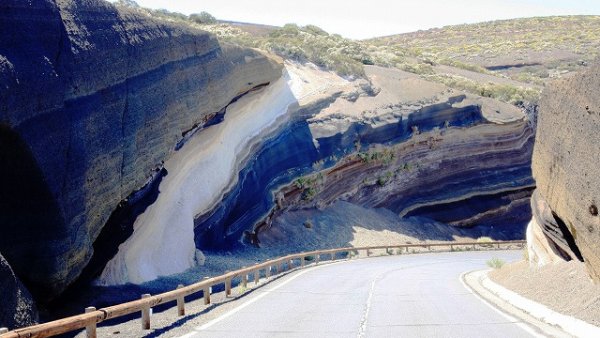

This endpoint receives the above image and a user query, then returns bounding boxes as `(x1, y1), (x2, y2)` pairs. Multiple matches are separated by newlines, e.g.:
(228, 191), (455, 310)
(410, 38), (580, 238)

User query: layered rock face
(189, 65), (535, 252)
(527, 63), (600, 281)
(0, 0), (281, 299)
(1, 0), (536, 304)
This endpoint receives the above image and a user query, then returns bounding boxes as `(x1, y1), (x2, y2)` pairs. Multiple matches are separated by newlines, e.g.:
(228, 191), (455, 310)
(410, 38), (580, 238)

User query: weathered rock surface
(99, 73), (297, 285)
(0, 0), (281, 298)
(261, 68), (534, 239)
(190, 65), (534, 250)
(0, 253), (38, 330)
(527, 63), (600, 281)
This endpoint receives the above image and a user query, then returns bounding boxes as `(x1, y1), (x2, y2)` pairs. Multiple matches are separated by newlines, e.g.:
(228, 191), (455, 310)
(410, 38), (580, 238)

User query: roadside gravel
(490, 260), (600, 326)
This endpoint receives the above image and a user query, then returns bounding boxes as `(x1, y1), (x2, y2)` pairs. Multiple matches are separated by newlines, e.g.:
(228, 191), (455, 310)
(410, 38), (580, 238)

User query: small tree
(190, 11), (217, 25)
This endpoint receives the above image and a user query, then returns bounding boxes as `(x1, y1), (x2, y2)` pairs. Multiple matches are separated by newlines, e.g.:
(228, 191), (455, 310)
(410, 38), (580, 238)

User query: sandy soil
(490, 260), (600, 326)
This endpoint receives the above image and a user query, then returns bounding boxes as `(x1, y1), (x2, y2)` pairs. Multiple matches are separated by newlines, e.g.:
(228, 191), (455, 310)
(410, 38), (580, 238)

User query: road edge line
(178, 261), (342, 337)
(463, 269), (600, 338)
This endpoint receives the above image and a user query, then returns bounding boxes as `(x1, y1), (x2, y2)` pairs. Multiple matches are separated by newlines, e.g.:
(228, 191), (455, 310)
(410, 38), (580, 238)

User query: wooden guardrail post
(367, 249), (371, 257)
(315, 254), (320, 265)
(176, 285), (185, 316)
(289, 258), (294, 269)
(241, 267), (248, 289)
(254, 264), (260, 285)
(331, 252), (335, 261)
(203, 277), (211, 305)
(266, 265), (271, 278)
(84, 306), (97, 338)
(225, 275), (232, 297)
(141, 294), (151, 330)
(301, 256), (305, 268)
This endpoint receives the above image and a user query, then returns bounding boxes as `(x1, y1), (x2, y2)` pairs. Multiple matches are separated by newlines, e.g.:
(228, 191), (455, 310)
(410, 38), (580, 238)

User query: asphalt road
(180, 251), (540, 338)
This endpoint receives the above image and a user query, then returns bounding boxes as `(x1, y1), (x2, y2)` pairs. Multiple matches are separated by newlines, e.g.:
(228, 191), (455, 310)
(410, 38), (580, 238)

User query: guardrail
(0, 240), (525, 338)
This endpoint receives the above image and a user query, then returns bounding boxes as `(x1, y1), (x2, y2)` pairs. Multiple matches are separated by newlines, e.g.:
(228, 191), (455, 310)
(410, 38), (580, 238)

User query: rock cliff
(179, 65), (534, 259)
(0, 0), (281, 300)
(527, 63), (600, 281)
(0, 254), (38, 330)
(1, 0), (538, 320)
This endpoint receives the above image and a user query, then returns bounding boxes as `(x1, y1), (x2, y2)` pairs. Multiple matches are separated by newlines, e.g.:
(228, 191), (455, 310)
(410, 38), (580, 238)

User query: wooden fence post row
(0, 240), (525, 338)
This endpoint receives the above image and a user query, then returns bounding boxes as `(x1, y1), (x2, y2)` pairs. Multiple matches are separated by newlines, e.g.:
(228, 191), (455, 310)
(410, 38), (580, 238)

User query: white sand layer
(98, 63), (350, 285)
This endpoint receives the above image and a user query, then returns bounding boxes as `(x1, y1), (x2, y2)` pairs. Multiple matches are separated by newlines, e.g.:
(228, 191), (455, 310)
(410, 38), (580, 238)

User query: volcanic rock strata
(527, 63), (600, 281)
(0, 0), (281, 299)
(1, 0), (538, 307)
(190, 66), (535, 253)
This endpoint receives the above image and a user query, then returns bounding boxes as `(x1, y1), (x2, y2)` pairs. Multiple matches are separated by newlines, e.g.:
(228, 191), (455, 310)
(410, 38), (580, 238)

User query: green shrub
(189, 12), (216, 25)
(486, 257), (505, 269)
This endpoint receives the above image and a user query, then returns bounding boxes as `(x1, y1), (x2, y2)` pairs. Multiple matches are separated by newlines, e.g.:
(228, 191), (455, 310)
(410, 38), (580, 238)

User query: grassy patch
(486, 257), (505, 269)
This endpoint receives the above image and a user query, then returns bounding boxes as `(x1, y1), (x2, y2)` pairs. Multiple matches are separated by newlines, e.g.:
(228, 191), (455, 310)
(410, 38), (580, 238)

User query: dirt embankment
(490, 260), (600, 326)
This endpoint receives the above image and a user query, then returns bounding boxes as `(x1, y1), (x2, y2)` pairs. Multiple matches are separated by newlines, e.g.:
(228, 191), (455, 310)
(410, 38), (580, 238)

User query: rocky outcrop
(527, 63), (600, 281)
(188, 65), (534, 252)
(0, 253), (38, 330)
(98, 73), (297, 285)
(97, 63), (357, 285)
(0, 0), (281, 299)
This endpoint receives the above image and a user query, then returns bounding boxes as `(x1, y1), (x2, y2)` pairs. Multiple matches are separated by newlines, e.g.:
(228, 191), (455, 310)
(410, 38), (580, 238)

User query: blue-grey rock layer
(0, 0), (282, 299)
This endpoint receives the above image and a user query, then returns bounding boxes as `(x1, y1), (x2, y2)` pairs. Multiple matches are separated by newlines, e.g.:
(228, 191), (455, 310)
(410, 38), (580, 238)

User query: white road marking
(459, 271), (545, 338)
(178, 262), (338, 337)
(357, 274), (379, 338)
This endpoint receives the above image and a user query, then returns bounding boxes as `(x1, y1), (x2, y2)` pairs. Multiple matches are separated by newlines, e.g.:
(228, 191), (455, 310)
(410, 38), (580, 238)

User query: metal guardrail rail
(0, 240), (525, 338)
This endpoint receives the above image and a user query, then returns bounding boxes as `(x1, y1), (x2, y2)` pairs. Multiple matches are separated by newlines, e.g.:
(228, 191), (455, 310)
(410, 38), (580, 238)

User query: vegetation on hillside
(114, 1), (600, 106)
(371, 16), (600, 83)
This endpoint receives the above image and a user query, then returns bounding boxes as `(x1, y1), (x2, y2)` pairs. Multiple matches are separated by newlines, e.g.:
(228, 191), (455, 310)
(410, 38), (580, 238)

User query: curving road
(180, 251), (541, 338)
